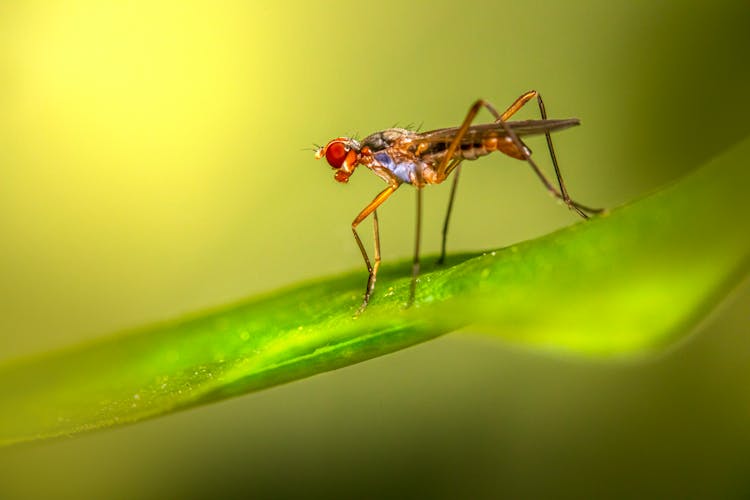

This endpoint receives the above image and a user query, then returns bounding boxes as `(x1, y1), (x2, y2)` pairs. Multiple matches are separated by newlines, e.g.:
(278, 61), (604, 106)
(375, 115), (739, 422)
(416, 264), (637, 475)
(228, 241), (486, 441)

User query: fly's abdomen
(457, 141), (491, 161)
(423, 132), (527, 163)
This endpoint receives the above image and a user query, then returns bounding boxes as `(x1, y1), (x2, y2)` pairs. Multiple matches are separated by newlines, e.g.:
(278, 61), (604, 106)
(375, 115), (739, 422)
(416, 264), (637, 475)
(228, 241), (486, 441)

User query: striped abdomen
(421, 131), (528, 163)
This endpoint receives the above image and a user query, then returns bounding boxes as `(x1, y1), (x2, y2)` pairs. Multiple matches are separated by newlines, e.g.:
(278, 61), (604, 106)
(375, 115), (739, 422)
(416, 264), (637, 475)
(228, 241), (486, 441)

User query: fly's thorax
(361, 128), (414, 152)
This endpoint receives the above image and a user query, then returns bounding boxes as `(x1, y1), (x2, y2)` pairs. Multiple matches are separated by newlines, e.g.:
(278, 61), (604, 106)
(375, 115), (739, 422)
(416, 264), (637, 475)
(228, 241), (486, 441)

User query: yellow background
(1, 1), (749, 497)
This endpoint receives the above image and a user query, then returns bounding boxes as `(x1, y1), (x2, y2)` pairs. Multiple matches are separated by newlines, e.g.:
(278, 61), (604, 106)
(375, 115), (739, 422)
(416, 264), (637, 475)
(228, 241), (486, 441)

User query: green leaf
(2, 135), (749, 447)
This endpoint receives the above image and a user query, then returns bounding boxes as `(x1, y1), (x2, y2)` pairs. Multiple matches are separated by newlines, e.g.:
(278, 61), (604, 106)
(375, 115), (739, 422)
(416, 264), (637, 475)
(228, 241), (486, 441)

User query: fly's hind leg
(498, 91), (604, 218)
(436, 92), (603, 267)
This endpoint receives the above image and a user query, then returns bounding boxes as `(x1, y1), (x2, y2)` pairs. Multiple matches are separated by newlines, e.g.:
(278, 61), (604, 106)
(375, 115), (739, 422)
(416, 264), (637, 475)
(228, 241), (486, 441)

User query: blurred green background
(1, 0), (749, 498)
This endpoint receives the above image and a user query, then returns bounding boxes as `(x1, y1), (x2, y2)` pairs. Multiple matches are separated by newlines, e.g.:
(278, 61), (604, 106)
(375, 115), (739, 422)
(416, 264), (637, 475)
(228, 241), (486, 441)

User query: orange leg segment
(352, 184), (398, 313)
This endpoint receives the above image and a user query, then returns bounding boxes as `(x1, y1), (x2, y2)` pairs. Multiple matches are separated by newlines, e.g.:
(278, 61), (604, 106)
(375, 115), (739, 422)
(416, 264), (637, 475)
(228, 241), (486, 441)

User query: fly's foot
(568, 202), (589, 219)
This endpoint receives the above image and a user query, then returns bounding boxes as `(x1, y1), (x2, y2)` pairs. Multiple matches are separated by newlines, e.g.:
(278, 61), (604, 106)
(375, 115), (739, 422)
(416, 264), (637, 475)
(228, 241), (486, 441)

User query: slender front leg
(408, 186), (423, 306)
(352, 184), (398, 313)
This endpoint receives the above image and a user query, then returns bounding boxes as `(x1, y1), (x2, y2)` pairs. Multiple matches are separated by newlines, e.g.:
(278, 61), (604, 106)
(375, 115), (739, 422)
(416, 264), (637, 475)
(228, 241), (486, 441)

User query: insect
(315, 90), (603, 313)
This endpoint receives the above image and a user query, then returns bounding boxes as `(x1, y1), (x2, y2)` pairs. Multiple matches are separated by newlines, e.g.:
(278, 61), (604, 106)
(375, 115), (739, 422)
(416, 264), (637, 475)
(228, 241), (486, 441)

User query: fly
(314, 91), (604, 313)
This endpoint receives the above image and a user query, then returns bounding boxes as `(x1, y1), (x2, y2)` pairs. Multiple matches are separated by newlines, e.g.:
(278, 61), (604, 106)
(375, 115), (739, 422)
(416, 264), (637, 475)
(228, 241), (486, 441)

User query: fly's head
(315, 137), (364, 183)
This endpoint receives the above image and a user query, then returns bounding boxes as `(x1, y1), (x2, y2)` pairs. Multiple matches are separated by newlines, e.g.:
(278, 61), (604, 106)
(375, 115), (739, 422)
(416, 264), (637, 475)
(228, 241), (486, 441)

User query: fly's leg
(495, 91), (604, 218)
(435, 100), (492, 181)
(434, 98), (507, 265)
(436, 94), (544, 265)
(436, 92), (603, 267)
(409, 186), (423, 306)
(534, 92), (604, 217)
(352, 185), (398, 314)
(437, 161), (461, 265)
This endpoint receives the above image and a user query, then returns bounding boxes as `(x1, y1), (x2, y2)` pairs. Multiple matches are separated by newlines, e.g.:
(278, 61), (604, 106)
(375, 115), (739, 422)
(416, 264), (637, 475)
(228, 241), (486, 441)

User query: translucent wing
(414, 118), (580, 144)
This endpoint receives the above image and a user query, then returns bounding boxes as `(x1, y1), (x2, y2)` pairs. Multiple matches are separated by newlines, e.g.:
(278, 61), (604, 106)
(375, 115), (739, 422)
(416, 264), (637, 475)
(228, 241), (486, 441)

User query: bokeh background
(1, 1), (749, 498)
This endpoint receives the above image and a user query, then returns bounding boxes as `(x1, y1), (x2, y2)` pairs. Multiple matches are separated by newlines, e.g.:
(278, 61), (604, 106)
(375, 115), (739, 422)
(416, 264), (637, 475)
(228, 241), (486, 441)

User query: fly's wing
(415, 118), (580, 145)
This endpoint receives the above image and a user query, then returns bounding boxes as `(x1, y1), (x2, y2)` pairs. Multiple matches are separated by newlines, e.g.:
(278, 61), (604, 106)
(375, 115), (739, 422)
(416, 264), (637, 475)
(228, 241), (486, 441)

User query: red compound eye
(325, 141), (348, 169)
